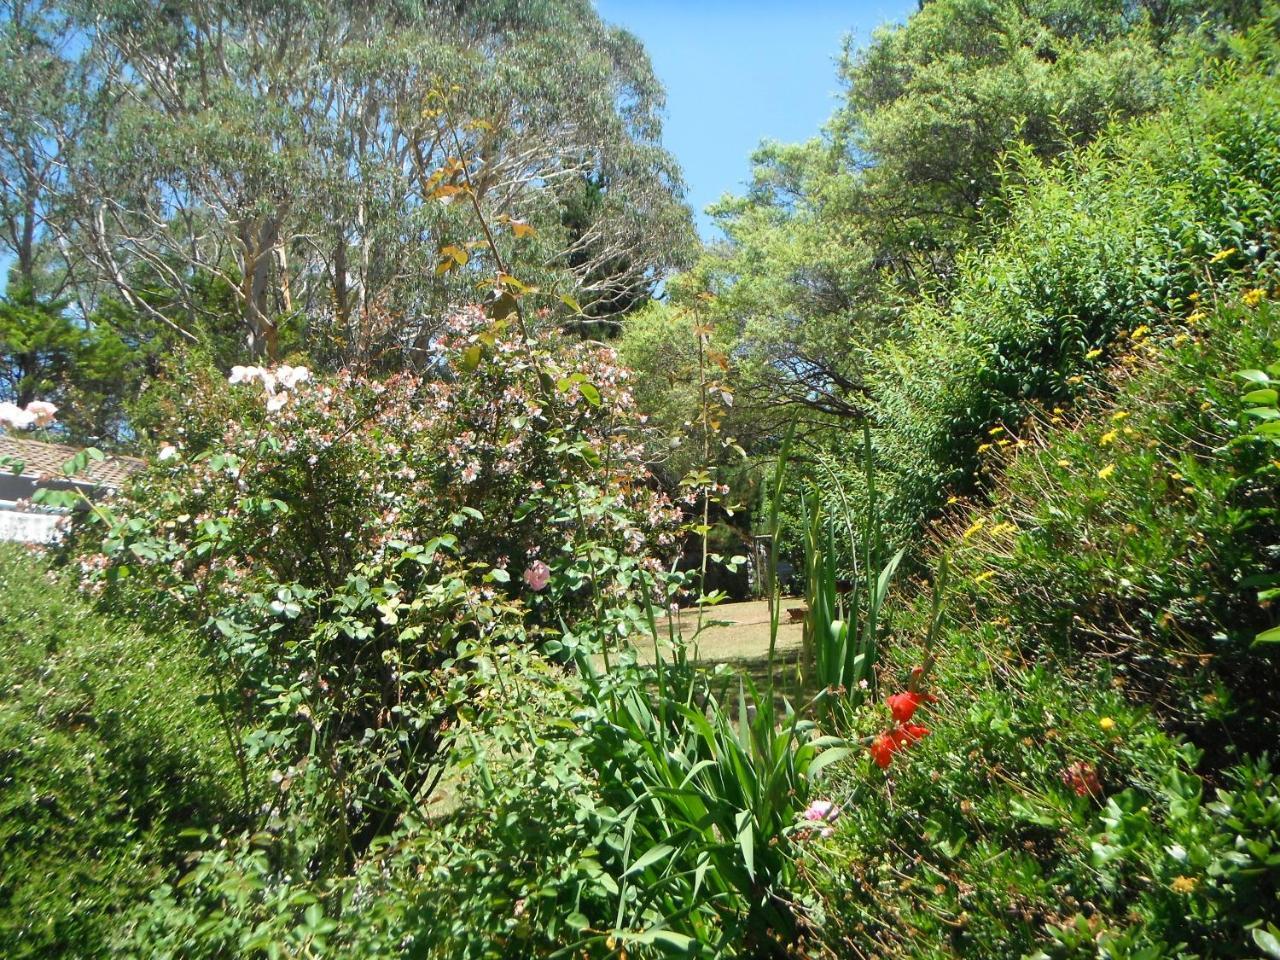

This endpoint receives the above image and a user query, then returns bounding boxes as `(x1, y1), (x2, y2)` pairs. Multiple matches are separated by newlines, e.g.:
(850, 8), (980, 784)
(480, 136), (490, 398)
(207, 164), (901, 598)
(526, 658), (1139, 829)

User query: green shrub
(868, 61), (1280, 546)
(945, 299), (1280, 751)
(806, 296), (1280, 958)
(80, 312), (682, 872)
(0, 543), (242, 958)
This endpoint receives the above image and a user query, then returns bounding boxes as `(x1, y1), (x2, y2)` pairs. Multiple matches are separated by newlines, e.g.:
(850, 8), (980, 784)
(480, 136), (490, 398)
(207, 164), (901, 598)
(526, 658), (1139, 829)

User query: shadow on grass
(700, 646), (819, 717)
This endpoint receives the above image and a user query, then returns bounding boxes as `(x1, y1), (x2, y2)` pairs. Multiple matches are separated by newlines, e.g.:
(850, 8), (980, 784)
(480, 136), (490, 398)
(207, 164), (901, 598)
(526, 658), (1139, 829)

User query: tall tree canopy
(637, 0), (1244, 433)
(1, 0), (694, 365)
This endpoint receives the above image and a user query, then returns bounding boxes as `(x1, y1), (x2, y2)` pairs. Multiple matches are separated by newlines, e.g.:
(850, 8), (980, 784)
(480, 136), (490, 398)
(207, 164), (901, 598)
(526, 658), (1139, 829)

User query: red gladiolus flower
(886, 691), (935, 723)
(869, 733), (896, 769)
(869, 722), (932, 769)
(886, 692), (920, 722)
(900, 722), (930, 743)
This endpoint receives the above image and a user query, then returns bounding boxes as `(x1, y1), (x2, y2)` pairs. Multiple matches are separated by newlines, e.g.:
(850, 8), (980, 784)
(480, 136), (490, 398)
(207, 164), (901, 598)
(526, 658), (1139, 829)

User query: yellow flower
(1243, 287), (1266, 307)
(997, 438), (1011, 447)
(946, 495), (959, 505)
(1099, 716), (1116, 732)
(973, 570), (996, 584)
(977, 442), (993, 453)
(1170, 875), (1198, 894)
(1100, 429), (1119, 446)
(1057, 458), (1071, 467)
(963, 519), (986, 541)
(1123, 426), (1137, 437)
(1172, 333), (1190, 346)
(990, 521), (1015, 536)
(1111, 411), (1129, 423)
(1098, 464), (1116, 480)
(1209, 247), (1237, 264)
(1067, 375), (1084, 385)
(1189, 291), (1201, 302)
(1085, 348), (1103, 360)
(1131, 324), (1151, 340)
(988, 425), (1005, 435)
(1200, 400), (1213, 411)
(1187, 311), (1205, 325)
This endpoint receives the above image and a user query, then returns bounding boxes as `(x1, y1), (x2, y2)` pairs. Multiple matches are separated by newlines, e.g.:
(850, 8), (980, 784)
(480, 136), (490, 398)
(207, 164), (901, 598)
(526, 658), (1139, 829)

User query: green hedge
(0, 544), (243, 958)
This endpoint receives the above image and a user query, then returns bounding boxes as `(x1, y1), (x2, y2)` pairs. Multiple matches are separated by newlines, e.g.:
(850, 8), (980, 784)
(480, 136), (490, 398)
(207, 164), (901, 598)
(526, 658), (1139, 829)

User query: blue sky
(595, 0), (916, 238)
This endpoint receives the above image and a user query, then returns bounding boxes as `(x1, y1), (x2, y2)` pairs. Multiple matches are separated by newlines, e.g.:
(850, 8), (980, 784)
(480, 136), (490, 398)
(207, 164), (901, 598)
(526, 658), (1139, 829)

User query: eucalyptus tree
(0, 0), (79, 294)
(41, 0), (691, 361)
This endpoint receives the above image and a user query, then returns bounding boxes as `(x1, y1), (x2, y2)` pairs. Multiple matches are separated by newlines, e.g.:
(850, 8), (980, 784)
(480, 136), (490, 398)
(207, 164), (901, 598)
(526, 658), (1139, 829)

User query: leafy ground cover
(806, 295), (1280, 958)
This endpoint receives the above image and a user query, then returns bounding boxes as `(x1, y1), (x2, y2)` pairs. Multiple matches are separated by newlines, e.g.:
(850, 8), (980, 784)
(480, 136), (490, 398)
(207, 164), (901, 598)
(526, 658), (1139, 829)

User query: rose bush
(77, 308), (682, 863)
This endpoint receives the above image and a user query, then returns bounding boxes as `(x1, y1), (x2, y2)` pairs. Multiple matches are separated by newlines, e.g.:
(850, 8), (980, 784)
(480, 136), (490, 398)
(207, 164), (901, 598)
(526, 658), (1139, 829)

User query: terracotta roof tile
(0, 436), (145, 488)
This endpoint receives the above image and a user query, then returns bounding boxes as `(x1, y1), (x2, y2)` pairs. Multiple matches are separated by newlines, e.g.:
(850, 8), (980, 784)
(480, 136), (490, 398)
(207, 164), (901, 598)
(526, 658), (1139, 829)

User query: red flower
(900, 722), (930, 743)
(869, 723), (932, 769)
(1061, 761), (1102, 797)
(886, 691), (935, 723)
(869, 733), (897, 769)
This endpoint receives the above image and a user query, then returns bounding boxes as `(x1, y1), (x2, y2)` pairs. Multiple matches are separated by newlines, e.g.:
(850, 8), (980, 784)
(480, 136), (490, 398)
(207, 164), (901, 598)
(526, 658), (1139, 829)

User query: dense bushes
(78, 309), (681, 873)
(0, 543), (241, 958)
(4, 8), (1280, 960)
(808, 295), (1280, 957)
(948, 300), (1280, 750)
(868, 51), (1280, 545)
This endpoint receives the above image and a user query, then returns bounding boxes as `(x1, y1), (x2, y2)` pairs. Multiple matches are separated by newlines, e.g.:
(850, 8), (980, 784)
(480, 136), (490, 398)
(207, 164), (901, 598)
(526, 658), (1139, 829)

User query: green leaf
(1237, 369), (1274, 385)
(579, 382), (601, 407)
(623, 842), (674, 877)
(630, 929), (695, 951)
(807, 745), (853, 779)
(1254, 624), (1280, 646)
(736, 808), (754, 879)
(1254, 927), (1280, 959)
(489, 290), (519, 321)
(460, 345), (482, 372)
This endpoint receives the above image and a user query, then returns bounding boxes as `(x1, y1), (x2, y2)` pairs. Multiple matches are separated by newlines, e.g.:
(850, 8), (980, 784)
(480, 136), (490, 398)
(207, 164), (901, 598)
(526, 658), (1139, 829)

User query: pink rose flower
(523, 560), (551, 592)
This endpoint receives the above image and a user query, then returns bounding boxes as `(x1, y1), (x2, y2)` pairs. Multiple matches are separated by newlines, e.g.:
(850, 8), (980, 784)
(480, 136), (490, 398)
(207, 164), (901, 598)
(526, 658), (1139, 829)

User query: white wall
(0, 508), (65, 544)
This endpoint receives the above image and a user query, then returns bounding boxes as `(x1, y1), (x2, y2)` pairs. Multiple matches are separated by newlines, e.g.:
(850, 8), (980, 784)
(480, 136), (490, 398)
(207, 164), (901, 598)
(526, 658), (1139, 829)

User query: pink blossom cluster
(228, 364), (311, 412)
(0, 399), (57, 430)
(96, 308), (683, 627)
(801, 799), (841, 838)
